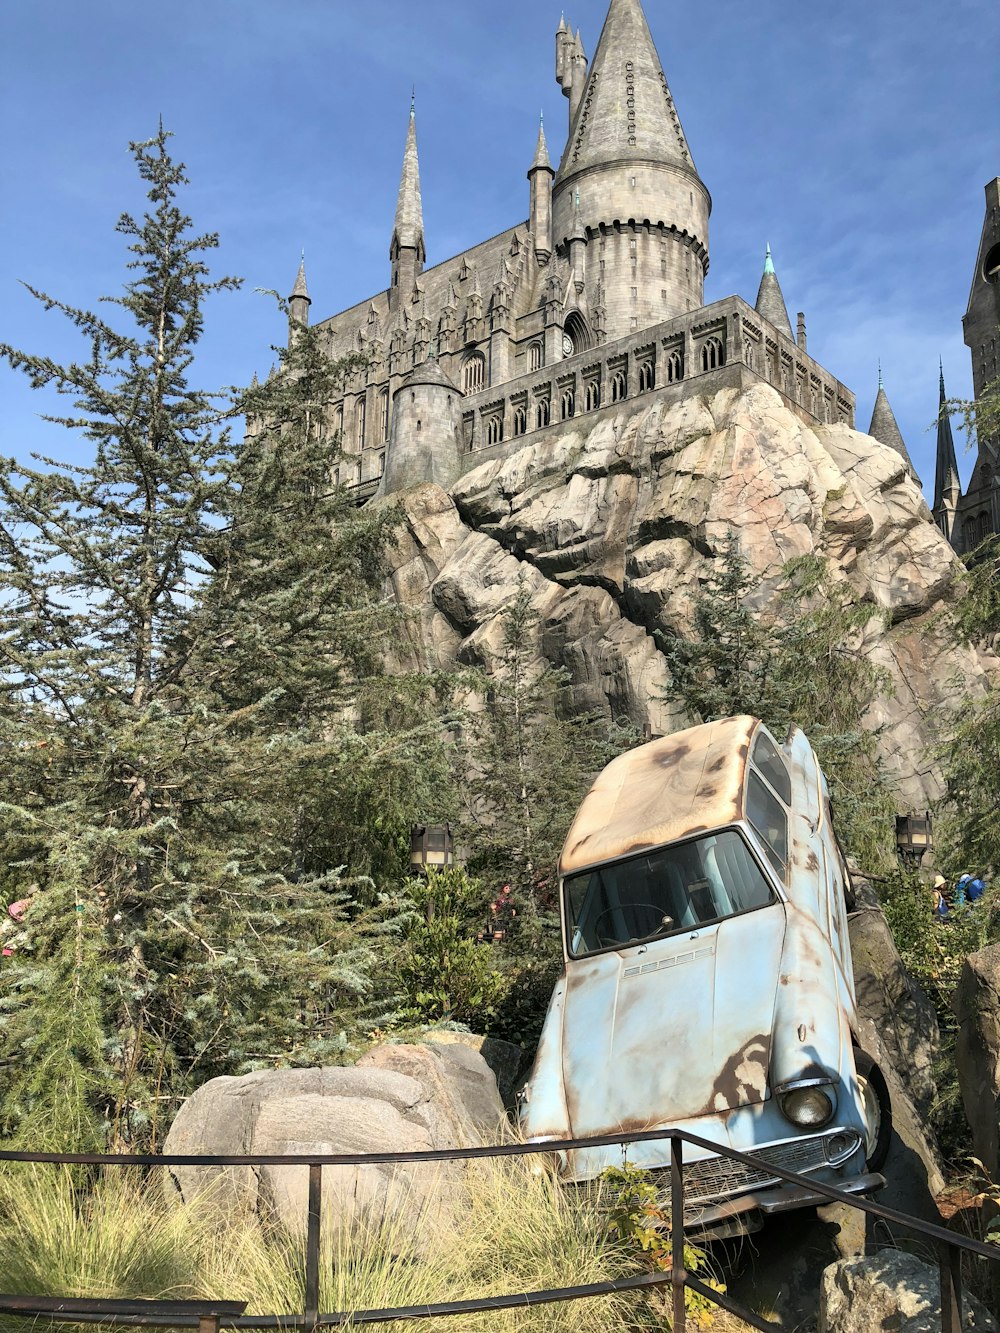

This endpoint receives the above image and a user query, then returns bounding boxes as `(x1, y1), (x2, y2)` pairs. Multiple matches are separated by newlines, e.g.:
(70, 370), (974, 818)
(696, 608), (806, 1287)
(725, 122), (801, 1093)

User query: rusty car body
(518, 715), (890, 1237)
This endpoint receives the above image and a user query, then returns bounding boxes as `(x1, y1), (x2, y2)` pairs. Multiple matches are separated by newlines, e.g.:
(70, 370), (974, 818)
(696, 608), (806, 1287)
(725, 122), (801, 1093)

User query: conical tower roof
(401, 356), (459, 392)
(868, 373), (915, 473)
(933, 364), (961, 510)
(557, 0), (700, 181)
(754, 245), (793, 341)
(290, 255), (310, 303)
(530, 117), (553, 174)
(392, 101), (425, 262)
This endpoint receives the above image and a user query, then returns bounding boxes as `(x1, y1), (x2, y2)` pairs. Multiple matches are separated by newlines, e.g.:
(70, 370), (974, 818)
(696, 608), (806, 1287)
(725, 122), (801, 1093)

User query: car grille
(660, 1134), (833, 1206)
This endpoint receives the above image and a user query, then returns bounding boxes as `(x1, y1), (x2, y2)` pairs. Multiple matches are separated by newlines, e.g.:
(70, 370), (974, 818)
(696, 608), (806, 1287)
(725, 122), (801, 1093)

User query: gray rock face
(163, 1042), (504, 1234)
(819, 1252), (997, 1333)
(954, 944), (1000, 1177)
(383, 383), (990, 808)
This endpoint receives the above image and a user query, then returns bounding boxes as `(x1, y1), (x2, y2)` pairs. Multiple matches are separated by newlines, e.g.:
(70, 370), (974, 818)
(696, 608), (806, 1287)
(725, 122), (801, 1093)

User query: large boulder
(953, 944), (1000, 1178)
(382, 383), (992, 810)
(819, 1251), (997, 1333)
(163, 1041), (504, 1234)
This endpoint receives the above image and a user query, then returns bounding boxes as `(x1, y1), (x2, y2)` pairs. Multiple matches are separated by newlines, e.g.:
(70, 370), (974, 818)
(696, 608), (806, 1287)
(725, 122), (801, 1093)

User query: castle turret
(383, 357), (464, 494)
(754, 245), (793, 341)
(933, 364), (962, 543)
(963, 177), (1000, 437)
(528, 117), (555, 266)
(868, 368), (915, 475)
(390, 100), (425, 313)
(551, 0), (710, 344)
(288, 255), (311, 333)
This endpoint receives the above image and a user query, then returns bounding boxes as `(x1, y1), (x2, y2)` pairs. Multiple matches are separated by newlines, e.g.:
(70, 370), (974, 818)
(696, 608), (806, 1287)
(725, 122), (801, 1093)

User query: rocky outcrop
(383, 382), (992, 808)
(163, 1041), (504, 1234)
(953, 944), (1000, 1177)
(819, 1252), (997, 1333)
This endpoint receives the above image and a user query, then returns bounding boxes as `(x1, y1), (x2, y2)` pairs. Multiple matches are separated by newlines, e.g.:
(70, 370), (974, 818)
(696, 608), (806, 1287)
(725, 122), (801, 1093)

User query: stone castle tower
(282, 0), (857, 501)
(933, 178), (1000, 552)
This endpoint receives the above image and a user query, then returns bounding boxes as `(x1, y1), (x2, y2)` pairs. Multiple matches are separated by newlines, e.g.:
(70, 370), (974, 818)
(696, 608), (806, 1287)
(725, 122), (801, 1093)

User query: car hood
(558, 902), (787, 1137)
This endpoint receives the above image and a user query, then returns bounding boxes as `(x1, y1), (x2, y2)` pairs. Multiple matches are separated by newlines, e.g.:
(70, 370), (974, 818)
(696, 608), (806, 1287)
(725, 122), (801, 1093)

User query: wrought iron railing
(0, 1127), (995, 1333)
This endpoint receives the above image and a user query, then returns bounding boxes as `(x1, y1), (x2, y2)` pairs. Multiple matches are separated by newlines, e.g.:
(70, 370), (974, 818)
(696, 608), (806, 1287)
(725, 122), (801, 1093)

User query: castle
(279, 0), (886, 505)
(932, 178), (1000, 554)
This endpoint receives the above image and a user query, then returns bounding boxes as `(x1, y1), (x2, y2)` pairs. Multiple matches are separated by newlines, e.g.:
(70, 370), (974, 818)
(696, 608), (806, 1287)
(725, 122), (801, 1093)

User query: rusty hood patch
(557, 903), (786, 1137)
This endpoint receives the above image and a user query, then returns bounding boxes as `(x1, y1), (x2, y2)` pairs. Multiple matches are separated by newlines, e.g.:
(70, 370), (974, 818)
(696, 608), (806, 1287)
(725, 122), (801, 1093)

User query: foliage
(658, 533), (897, 869)
(394, 867), (506, 1026)
(0, 128), (455, 1150)
(944, 378), (1000, 457)
(460, 575), (637, 911)
(603, 1163), (725, 1327)
(0, 1156), (651, 1333)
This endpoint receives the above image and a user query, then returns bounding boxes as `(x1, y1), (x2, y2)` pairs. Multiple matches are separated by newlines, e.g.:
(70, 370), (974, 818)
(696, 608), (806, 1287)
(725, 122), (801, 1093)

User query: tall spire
(558, 0), (699, 179)
(868, 370), (915, 474)
(288, 253), (311, 328)
(391, 99), (425, 264)
(933, 362), (961, 511)
(755, 244), (793, 341)
(530, 115), (552, 173)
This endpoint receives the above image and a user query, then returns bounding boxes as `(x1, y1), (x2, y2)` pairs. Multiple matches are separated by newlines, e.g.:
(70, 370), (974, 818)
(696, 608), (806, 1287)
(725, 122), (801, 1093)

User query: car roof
(559, 715), (760, 876)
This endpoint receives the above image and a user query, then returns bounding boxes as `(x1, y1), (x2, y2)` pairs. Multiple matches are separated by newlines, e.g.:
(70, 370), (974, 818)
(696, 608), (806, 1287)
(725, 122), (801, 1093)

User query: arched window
(528, 343), (543, 372)
(513, 406), (527, 436)
(333, 404), (344, 440)
(701, 336), (724, 373)
(611, 370), (627, 403)
(585, 381), (601, 411)
(354, 459), (362, 485)
(486, 415), (504, 446)
(536, 398), (551, 429)
(377, 388), (390, 441)
(665, 351), (683, 383)
(744, 340), (755, 371)
(463, 354), (486, 394)
(638, 361), (655, 392)
(561, 390), (575, 420)
(355, 397), (367, 446)
(378, 452), (386, 476)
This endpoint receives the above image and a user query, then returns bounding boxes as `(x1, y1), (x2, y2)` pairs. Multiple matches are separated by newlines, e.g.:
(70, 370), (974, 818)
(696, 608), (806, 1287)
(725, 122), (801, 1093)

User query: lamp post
(409, 824), (455, 876)
(895, 812), (933, 868)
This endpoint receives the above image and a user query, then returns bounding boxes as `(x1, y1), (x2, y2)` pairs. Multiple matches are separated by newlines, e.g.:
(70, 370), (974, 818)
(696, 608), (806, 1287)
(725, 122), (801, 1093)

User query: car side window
(751, 731), (792, 805)
(747, 770), (788, 877)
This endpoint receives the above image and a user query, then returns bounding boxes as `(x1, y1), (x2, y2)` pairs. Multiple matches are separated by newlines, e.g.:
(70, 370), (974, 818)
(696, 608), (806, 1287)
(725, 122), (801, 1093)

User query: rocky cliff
(383, 380), (989, 808)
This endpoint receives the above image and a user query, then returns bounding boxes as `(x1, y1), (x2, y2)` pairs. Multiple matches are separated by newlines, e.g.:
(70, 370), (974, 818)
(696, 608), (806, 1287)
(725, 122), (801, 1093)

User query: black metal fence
(0, 1128), (996, 1333)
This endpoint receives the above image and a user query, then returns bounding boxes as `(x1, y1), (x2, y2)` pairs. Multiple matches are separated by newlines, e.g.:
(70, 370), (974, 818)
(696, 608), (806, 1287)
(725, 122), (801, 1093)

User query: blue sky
(1, 0), (997, 500)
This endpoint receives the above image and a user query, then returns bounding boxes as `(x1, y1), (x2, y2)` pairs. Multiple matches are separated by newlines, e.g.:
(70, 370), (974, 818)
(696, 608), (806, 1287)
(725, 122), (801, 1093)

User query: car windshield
(564, 828), (778, 958)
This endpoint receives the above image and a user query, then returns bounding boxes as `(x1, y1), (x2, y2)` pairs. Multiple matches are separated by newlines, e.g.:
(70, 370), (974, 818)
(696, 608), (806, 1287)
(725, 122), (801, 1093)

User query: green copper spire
(763, 243), (775, 276)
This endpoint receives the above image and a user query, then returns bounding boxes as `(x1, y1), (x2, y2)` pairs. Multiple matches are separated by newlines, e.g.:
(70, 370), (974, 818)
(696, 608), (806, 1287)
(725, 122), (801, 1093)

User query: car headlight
(780, 1085), (835, 1128)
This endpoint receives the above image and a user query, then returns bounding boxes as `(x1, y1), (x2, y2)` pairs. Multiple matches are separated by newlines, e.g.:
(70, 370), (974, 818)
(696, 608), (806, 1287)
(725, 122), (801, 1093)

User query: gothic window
(333, 467), (341, 488)
(463, 353), (486, 394)
(355, 459), (362, 485)
(485, 414), (504, 446)
(700, 336), (724, 373)
(528, 342), (543, 372)
(665, 351), (683, 383)
(377, 388), (390, 442)
(333, 404), (344, 440)
(967, 512), (992, 549)
(513, 406), (528, 436)
(378, 452), (386, 476)
(355, 397), (367, 446)
(536, 398), (551, 429)
(638, 361), (655, 393)
(611, 370), (627, 403)
(562, 389), (575, 420)
(585, 380), (601, 411)
(744, 340), (756, 370)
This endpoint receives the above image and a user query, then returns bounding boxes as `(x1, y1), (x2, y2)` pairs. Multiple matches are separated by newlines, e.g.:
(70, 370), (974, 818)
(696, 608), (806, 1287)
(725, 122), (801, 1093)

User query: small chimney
(796, 312), (807, 353)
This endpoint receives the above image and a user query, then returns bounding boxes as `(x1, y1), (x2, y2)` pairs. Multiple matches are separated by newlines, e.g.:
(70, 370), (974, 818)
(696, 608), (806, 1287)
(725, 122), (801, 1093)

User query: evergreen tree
(0, 129), (450, 1150)
(658, 534), (896, 867)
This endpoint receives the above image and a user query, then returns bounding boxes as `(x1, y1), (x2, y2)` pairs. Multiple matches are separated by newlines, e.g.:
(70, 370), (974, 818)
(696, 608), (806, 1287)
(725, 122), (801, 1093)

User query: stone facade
(277, 0), (852, 502)
(934, 177), (1000, 553)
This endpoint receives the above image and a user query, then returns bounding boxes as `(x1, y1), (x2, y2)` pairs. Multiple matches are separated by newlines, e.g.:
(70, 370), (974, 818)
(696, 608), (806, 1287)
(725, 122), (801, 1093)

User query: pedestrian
(932, 874), (950, 923)
(967, 876), (987, 904)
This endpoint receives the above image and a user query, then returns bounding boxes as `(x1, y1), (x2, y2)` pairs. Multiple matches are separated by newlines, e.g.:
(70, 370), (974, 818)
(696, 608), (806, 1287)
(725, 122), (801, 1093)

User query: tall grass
(0, 1158), (650, 1333)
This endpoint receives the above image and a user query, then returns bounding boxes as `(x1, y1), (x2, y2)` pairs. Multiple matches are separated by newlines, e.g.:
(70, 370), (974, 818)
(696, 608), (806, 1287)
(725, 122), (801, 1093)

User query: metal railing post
(670, 1134), (686, 1333)
(938, 1240), (962, 1333)
(304, 1163), (323, 1332)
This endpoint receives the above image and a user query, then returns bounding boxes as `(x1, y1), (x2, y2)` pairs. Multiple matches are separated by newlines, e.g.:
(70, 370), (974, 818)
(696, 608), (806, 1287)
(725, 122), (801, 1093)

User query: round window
(562, 332), (574, 358)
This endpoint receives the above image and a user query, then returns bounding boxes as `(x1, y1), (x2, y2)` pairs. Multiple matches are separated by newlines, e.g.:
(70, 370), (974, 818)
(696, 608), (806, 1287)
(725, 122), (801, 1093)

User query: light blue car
(519, 715), (890, 1238)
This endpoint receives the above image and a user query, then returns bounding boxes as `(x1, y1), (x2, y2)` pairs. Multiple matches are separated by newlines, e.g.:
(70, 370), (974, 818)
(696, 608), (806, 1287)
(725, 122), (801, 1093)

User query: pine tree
(0, 129), (446, 1150)
(658, 534), (896, 867)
